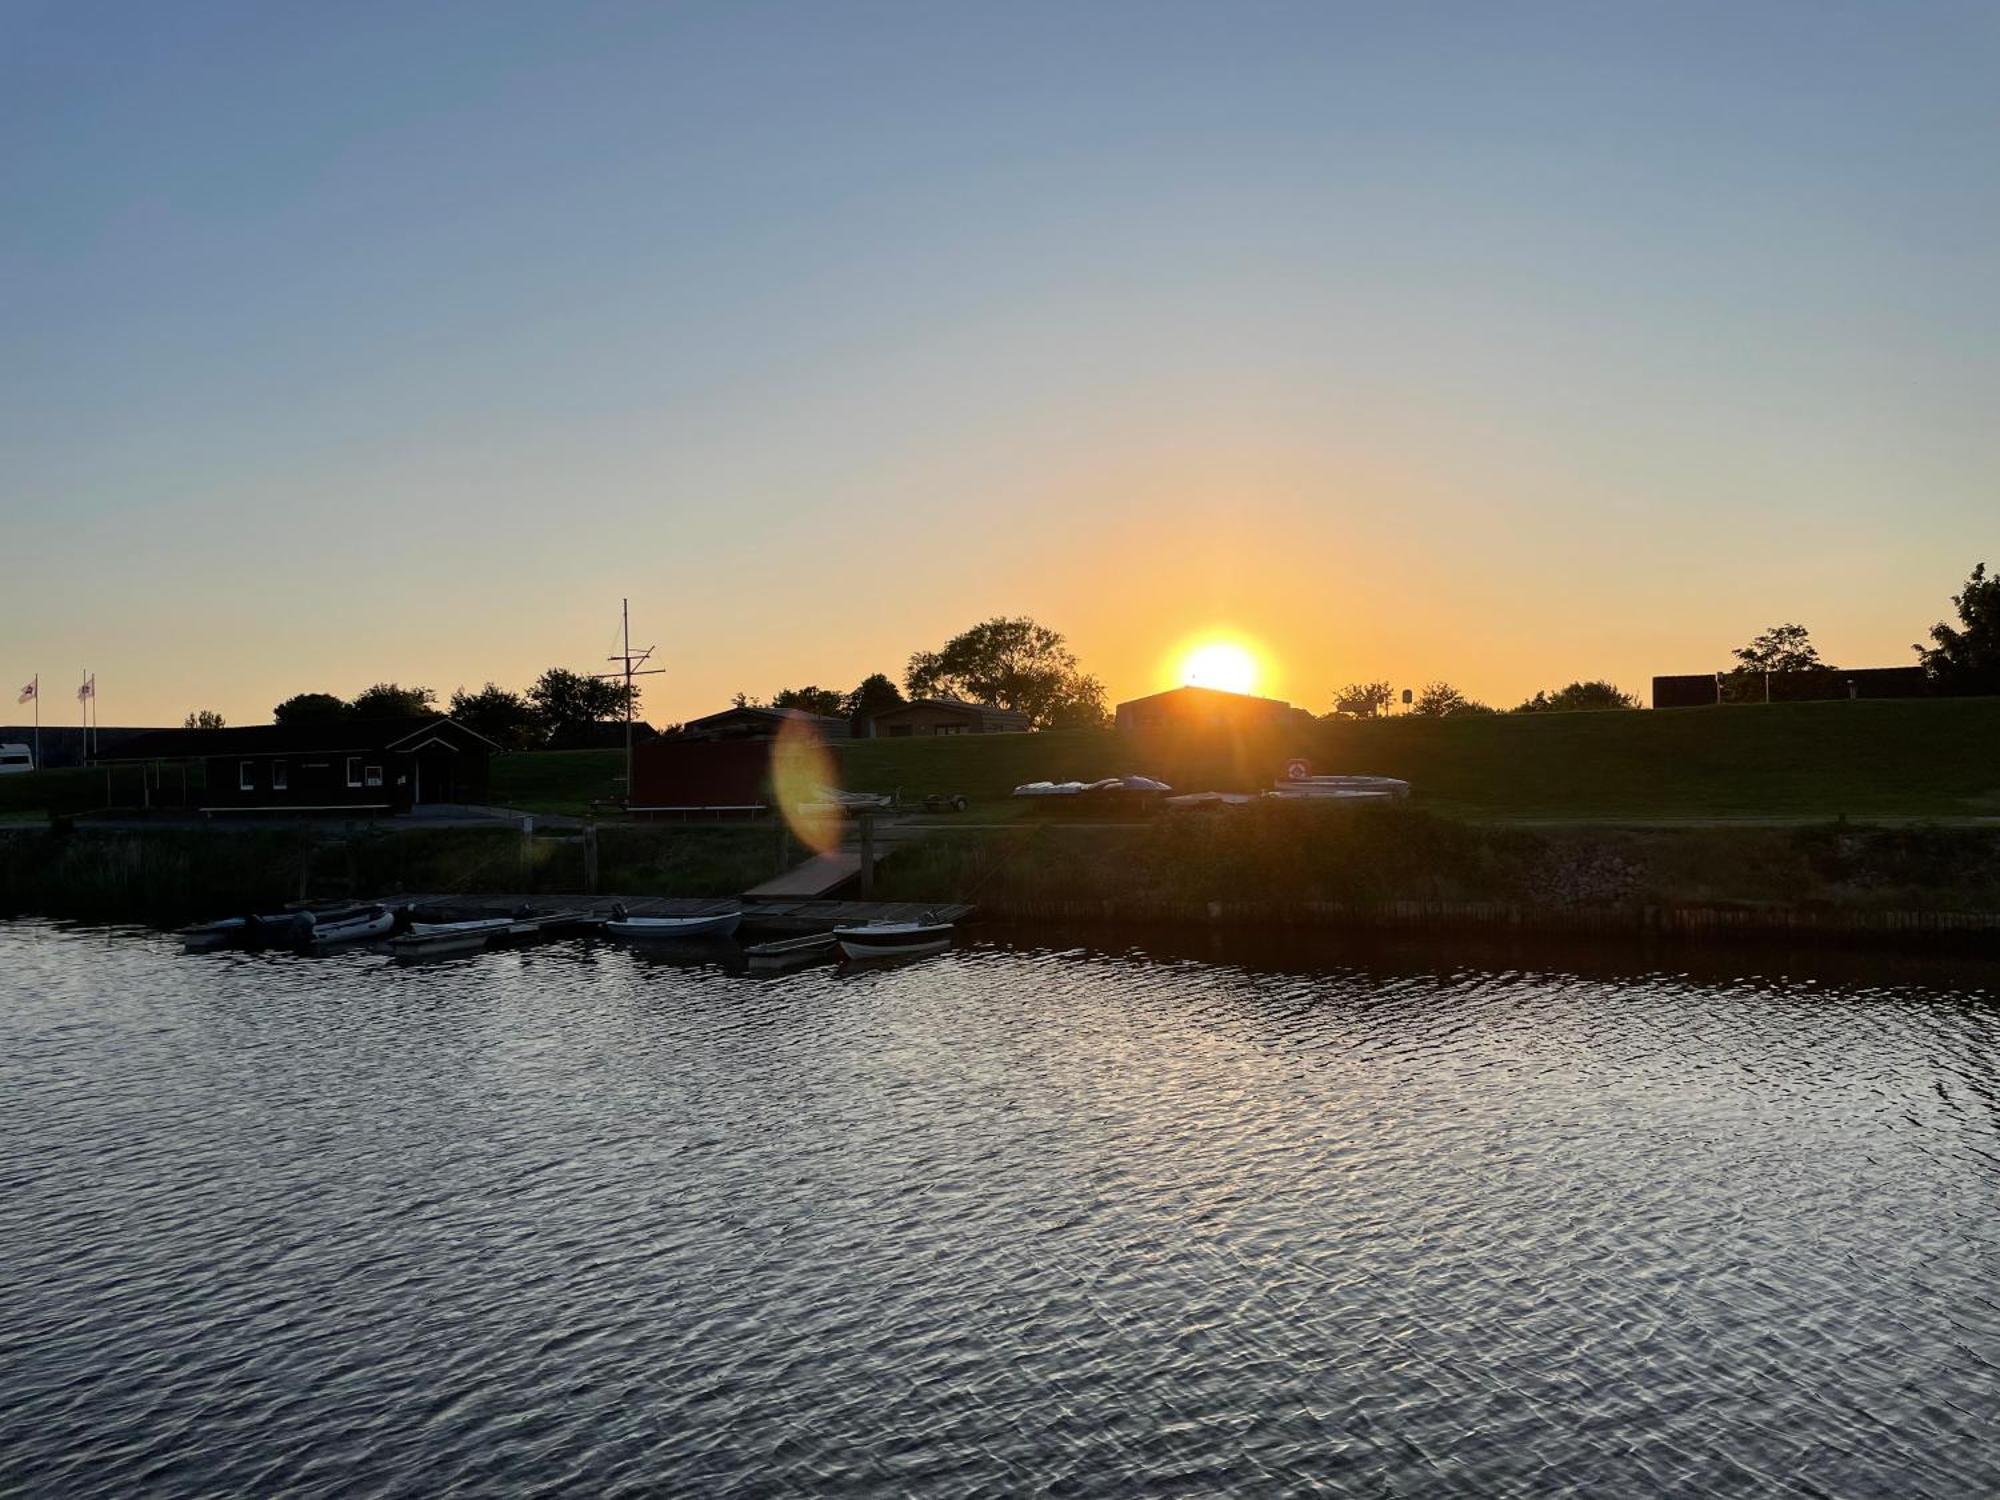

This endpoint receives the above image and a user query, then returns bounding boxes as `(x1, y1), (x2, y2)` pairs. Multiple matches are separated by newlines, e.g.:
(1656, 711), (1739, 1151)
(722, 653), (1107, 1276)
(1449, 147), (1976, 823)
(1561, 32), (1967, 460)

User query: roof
(680, 705), (849, 736)
(1115, 684), (1296, 713)
(94, 716), (503, 763)
(870, 697), (1033, 730)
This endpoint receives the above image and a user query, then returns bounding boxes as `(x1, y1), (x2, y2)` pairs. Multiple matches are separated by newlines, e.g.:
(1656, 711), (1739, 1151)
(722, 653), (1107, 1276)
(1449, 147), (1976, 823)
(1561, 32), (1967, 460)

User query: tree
(1041, 675), (1111, 729)
(1515, 680), (1639, 713)
(272, 692), (350, 726)
(350, 682), (436, 718)
(842, 672), (905, 723)
(182, 709), (226, 730)
(1410, 681), (1494, 717)
(904, 616), (1107, 729)
(448, 683), (542, 748)
(527, 667), (633, 734)
(766, 685), (844, 717)
(1331, 681), (1394, 719)
(1732, 623), (1827, 674)
(1914, 562), (2000, 696)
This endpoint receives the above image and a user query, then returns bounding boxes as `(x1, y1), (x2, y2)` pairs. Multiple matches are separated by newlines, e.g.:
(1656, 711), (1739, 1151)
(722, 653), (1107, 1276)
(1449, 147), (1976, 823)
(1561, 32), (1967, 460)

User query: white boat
(407, 917), (514, 938)
(833, 918), (954, 961)
(304, 907), (396, 948)
(604, 911), (742, 940)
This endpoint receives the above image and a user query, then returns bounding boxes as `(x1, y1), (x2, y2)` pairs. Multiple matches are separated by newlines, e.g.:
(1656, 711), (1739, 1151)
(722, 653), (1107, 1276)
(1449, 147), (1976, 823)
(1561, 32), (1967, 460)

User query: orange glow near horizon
(1175, 638), (1262, 696)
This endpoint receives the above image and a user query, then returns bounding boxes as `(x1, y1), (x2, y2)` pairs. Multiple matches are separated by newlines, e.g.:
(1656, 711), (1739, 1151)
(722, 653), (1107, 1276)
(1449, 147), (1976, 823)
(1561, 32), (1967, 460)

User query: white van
(0, 743), (35, 775)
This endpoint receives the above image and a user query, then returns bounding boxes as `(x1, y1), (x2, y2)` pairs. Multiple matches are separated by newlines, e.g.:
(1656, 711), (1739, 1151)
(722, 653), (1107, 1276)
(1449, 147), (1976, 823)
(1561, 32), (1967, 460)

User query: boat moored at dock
(743, 931), (839, 972)
(833, 918), (954, 961)
(604, 909), (743, 941)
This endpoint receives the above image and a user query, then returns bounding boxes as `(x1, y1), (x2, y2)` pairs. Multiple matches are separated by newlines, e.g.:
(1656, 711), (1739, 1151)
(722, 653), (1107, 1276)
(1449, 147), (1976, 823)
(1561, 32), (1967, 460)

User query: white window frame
(271, 761), (288, 791)
(346, 757), (362, 788)
(239, 761), (256, 792)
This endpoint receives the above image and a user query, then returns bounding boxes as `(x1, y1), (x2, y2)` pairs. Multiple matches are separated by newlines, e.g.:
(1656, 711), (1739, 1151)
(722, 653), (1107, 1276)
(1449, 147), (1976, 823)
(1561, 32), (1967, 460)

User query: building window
(239, 761), (256, 792)
(271, 761), (288, 791)
(934, 724), (966, 736)
(346, 757), (362, 788)
(364, 765), (384, 788)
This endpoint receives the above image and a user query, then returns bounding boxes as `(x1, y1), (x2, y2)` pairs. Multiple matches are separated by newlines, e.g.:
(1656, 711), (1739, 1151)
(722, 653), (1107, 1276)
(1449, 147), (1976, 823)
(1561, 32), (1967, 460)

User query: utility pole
(595, 598), (663, 809)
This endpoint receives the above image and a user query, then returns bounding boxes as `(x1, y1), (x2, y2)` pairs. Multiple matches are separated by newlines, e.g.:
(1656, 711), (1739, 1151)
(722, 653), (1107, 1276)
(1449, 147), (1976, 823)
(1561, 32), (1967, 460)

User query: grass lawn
(19, 698), (1984, 827)
(838, 697), (2000, 823)
(487, 748), (627, 816)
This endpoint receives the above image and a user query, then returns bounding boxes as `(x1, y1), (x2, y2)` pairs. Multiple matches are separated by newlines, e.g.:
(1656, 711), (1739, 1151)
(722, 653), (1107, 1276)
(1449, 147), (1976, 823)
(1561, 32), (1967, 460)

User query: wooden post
(859, 811), (875, 899)
(520, 815), (535, 887)
(582, 820), (599, 894)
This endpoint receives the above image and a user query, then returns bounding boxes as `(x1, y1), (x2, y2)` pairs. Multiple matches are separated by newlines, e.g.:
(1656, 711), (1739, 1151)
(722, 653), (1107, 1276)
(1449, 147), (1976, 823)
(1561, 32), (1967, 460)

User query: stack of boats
(180, 903), (400, 954)
(179, 899), (959, 971)
(1265, 773), (1410, 802)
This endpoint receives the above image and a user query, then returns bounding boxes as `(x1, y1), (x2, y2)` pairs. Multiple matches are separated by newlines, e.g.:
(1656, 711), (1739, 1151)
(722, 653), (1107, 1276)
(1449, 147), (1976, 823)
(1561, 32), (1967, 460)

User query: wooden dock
(395, 893), (973, 934)
(742, 851), (866, 900)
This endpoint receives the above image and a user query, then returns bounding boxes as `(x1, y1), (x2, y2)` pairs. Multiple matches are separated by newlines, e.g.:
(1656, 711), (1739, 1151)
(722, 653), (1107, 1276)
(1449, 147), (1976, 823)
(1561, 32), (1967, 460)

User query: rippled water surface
(4, 920), (1999, 1497)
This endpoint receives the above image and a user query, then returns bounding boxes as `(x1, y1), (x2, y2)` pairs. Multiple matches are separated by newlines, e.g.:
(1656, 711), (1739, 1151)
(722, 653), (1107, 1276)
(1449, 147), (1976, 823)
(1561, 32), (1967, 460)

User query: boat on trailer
(604, 910), (742, 941)
(833, 918), (954, 961)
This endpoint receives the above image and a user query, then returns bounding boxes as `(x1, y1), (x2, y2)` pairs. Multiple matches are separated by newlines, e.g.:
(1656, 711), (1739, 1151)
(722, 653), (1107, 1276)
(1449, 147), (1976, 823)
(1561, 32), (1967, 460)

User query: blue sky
(3, 1), (1994, 723)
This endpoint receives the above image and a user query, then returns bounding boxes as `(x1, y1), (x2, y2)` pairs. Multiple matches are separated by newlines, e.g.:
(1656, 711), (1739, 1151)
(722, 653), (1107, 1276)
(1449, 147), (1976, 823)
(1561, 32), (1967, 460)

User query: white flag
(77, 676), (94, 702)
(15, 680), (32, 704)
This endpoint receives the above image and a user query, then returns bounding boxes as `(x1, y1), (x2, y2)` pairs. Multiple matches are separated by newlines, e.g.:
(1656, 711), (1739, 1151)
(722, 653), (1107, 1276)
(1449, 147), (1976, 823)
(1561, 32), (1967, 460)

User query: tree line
(1330, 561), (2000, 718)
(184, 563), (1997, 737)
(205, 671), (652, 750)
(736, 616), (1110, 731)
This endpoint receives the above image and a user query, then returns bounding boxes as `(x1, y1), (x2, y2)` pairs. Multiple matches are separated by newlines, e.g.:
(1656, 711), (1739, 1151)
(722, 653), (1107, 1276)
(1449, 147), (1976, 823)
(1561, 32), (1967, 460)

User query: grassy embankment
(488, 748), (627, 816)
(842, 698), (2000, 931)
(871, 804), (2000, 926)
(0, 824), (785, 926)
(837, 698), (2000, 823)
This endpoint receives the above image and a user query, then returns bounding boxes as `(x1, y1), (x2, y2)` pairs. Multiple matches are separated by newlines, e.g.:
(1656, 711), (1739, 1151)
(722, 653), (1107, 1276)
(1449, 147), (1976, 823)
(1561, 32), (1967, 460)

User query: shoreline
(3, 816), (1998, 955)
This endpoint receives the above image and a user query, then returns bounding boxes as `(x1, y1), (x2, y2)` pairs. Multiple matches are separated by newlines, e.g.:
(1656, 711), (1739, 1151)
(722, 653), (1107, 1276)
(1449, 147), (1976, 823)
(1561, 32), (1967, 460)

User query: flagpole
(32, 674), (38, 769)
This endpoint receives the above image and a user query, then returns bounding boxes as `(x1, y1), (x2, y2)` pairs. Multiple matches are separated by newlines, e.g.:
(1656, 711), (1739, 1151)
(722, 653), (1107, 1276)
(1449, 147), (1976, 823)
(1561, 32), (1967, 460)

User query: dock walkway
(396, 893), (973, 934)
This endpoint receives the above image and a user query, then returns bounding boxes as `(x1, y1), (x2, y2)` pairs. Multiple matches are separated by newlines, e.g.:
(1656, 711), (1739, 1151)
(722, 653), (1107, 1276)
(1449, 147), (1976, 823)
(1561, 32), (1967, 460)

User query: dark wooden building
(860, 697), (1031, 737)
(1114, 685), (1312, 735)
(96, 717), (500, 814)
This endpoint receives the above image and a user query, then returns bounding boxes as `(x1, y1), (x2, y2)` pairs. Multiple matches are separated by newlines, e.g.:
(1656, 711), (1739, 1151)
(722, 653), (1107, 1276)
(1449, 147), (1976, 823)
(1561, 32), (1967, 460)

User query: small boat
(407, 917), (514, 939)
(391, 918), (507, 961)
(833, 917), (954, 961)
(604, 910), (742, 941)
(180, 916), (248, 952)
(247, 910), (316, 944)
(1268, 774), (1410, 801)
(743, 931), (839, 972)
(303, 906), (396, 949)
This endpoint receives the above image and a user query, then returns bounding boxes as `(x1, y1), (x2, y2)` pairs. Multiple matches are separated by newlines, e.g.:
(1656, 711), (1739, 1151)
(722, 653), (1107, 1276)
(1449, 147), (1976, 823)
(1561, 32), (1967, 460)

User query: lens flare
(770, 716), (842, 856)
(1180, 641), (1259, 695)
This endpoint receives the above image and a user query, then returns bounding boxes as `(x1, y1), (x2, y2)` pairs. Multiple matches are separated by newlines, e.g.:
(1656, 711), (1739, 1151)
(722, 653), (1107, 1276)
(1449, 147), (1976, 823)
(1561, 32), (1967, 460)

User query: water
(3, 919), (1997, 1498)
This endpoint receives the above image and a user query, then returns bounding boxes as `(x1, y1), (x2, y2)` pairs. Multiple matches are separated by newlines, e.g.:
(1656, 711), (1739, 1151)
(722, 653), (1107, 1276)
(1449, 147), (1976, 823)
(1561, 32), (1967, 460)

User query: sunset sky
(4, 2), (1993, 727)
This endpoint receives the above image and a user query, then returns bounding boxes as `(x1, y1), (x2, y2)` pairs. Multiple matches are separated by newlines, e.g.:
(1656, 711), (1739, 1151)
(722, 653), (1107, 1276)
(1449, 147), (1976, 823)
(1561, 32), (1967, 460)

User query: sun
(1181, 641), (1259, 695)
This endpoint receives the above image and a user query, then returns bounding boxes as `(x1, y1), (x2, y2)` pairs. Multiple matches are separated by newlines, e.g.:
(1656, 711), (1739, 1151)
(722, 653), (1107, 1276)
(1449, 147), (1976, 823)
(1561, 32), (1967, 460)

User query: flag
(77, 675), (94, 702)
(16, 680), (32, 704)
